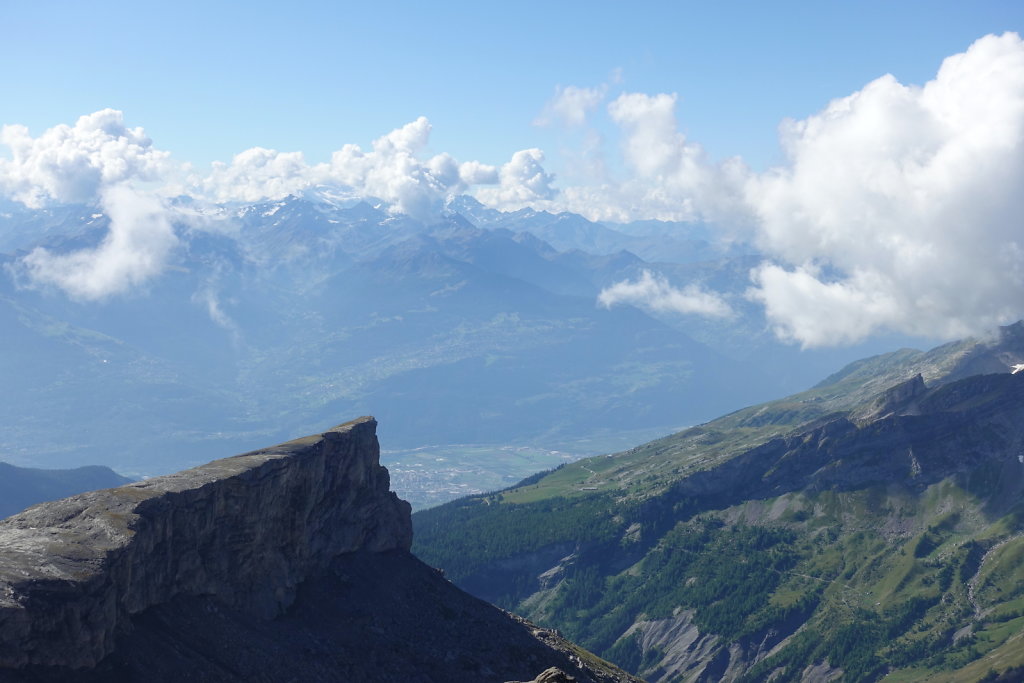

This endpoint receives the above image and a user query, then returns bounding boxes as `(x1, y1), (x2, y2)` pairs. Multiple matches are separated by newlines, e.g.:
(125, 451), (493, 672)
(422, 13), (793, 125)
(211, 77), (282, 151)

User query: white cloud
(458, 160), (499, 185)
(535, 84), (606, 127)
(474, 148), (557, 209)
(0, 112), (181, 299)
(195, 116), (446, 217)
(744, 31), (1024, 346)
(194, 116), (542, 222)
(0, 109), (170, 207)
(16, 185), (178, 301)
(329, 117), (451, 220)
(0, 110), (559, 299)
(0, 109), (557, 226)
(608, 93), (688, 177)
(201, 148), (322, 204)
(746, 265), (904, 347)
(598, 270), (733, 318)
(551, 92), (751, 223)
(6, 33), (1024, 345)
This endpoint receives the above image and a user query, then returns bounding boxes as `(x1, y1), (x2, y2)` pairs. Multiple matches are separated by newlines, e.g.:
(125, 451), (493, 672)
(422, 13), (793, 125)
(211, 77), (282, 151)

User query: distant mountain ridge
(0, 194), (777, 482)
(0, 462), (130, 520)
(446, 196), (731, 264)
(0, 193), (933, 495)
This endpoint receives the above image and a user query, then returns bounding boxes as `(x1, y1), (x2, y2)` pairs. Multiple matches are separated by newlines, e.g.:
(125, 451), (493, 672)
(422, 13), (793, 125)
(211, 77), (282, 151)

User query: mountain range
(0, 194), (911, 499)
(4, 189), (1023, 680)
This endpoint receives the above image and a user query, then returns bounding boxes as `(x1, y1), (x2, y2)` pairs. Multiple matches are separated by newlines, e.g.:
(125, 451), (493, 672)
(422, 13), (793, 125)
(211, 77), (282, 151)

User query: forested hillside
(414, 324), (1024, 682)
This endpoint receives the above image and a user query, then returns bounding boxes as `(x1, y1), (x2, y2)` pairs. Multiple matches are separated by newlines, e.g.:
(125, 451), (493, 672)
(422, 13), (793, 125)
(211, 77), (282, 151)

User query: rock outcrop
(0, 417), (409, 669)
(0, 417), (639, 683)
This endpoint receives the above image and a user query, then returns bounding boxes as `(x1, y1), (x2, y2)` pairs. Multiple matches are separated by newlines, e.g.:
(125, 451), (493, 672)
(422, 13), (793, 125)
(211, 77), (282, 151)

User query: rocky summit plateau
(0, 417), (638, 683)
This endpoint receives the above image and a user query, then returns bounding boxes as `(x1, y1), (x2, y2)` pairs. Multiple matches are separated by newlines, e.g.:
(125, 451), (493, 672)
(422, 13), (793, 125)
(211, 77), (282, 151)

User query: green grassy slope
(413, 323), (1024, 682)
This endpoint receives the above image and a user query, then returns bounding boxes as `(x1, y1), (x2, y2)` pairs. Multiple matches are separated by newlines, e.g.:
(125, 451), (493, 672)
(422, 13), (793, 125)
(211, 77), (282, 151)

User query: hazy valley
(0, 193), (907, 506)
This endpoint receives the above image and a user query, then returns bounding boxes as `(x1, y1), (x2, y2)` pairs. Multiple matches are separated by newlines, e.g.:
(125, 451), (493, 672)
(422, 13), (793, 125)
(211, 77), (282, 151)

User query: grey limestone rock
(0, 418), (640, 683)
(0, 416), (410, 669)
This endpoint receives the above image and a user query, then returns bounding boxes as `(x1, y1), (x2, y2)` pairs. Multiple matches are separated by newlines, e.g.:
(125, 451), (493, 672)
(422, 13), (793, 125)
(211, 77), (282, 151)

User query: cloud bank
(197, 117), (553, 220)
(559, 33), (1024, 345)
(745, 31), (1024, 346)
(0, 113), (549, 299)
(0, 109), (170, 208)
(3, 33), (1024, 346)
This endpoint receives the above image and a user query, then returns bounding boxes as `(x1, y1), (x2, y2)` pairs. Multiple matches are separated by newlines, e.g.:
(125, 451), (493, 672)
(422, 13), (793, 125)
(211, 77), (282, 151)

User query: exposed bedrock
(0, 418), (637, 683)
(0, 417), (410, 669)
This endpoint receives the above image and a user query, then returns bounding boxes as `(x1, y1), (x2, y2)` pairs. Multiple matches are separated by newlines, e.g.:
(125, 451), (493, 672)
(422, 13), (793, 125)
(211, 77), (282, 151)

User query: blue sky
(4, 1), (1024, 347)
(3, 0), (1021, 171)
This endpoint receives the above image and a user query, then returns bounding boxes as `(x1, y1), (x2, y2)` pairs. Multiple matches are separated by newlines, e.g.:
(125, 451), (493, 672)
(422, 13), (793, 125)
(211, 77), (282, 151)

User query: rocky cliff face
(0, 417), (638, 683)
(0, 417), (410, 669)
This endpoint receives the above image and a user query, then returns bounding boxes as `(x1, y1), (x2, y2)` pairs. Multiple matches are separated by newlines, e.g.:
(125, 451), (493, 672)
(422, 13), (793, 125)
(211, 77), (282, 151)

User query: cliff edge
(0, 417), (639, 683)
(0, 416), (409, 669)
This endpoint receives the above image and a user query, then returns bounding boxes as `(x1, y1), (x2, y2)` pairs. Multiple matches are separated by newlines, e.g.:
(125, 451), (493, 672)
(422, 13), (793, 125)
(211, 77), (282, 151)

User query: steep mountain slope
(0, 418), (638, 683)
(413, 324), (1024, 682)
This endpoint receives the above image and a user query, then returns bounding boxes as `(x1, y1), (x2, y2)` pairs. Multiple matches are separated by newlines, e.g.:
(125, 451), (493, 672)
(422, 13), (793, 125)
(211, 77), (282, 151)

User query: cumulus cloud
(0, 109), (171, 207)
(0, 112), (182, 299)
(8, 33), (1024, 345)
(199, 115), (472, 220)
(744, 31), (1024, 346)
(218, 116), (462, 220)
(201, 148), (321, 204)
(552, 92), (750, 223)
(0, 109), (560, 299)
(609, 93), (690, 177)
(327, 117), (451, 220)
(458, 160), (499, 185)
(194, 116), (546, 221)
(474, 149), (558, 208)
(598, 270), (733, 318)
(17, 185), (178, 300)
(535, 84), (606, 127)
